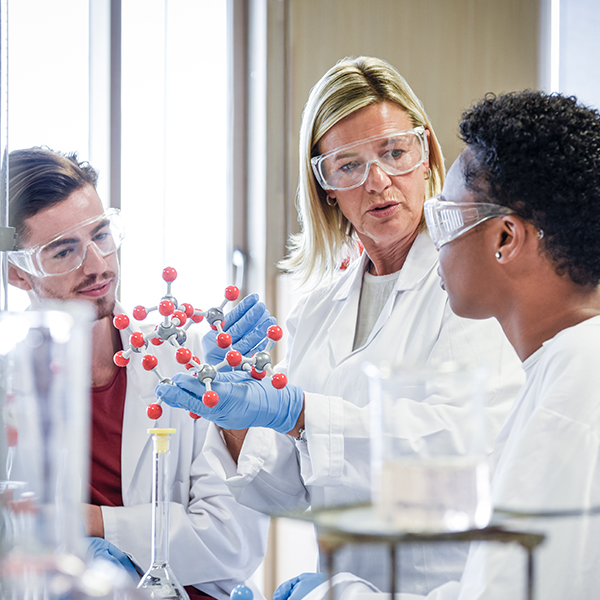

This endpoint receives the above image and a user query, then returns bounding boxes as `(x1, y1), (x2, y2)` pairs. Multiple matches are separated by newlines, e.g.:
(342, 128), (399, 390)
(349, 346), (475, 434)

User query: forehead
(22, 185), (105, 247)
(442, 150), (474, 204)
(319, 101), (413, 155)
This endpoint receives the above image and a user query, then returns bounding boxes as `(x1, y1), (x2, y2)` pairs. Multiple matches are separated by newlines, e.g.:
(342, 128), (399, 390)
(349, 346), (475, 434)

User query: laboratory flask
(137, 428), (189, 600)
(0, 305), (147, 599)
(366, 361), (492, 532)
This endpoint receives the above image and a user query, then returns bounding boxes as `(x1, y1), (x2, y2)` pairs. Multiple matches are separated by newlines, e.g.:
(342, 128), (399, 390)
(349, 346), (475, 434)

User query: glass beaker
(0, 305), (147, 599)
(366, 361), (492, 532)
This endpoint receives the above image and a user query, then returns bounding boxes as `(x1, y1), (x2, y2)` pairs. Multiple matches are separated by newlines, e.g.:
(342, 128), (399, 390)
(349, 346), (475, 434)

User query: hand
(156, 370), (304, 434)
(274, 573), (329, 600)
(202, 294), (277, 365)
(84, 536), (139, 580)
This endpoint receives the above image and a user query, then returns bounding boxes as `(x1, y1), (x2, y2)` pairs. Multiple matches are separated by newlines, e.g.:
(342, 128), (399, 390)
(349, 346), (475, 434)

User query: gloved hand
(156, 370), (304, 434)
(273, 573), (329, 600)
(202, 293), (277, 366)
(84, 536), (139, 580)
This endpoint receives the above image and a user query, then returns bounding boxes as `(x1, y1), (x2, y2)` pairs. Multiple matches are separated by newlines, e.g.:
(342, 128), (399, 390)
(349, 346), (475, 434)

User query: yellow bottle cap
(148, 428), (176, 453)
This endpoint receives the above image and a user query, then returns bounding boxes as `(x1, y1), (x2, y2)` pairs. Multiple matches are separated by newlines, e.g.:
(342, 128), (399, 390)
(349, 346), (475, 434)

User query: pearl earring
(495, 251), (502, 260)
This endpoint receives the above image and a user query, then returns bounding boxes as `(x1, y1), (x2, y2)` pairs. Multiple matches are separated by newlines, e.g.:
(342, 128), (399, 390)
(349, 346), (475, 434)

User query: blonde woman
(159, 57), (523, 595)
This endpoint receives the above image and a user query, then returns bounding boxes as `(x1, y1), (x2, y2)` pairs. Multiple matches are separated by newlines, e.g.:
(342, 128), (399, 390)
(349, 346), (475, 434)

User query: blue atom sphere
(230, 585), (253, 600)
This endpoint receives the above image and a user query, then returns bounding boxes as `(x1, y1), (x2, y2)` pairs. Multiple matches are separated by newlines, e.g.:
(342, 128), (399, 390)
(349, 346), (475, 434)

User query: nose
(81, 241), (109, 274)
(363, 160), (392, 194)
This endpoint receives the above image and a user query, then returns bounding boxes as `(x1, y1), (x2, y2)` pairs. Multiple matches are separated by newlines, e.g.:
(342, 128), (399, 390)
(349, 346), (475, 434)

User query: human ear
(7, 263), (33, 291)
(494, 216), (527, 263)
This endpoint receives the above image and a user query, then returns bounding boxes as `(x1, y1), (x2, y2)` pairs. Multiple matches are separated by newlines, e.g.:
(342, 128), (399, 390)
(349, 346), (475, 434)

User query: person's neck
(91, 315), (120, 387)
(498, 281), (600, 362)
(363, 228), (419, 276)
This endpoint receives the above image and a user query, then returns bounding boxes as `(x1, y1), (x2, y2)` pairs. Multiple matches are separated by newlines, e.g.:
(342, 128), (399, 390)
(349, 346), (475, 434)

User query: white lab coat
(101, 302), (270, 600)
(204, 233), (524, 595)
(321, 316), (600, 600)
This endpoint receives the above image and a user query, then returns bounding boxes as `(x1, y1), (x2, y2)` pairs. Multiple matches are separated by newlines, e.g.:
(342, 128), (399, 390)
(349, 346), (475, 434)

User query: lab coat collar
(332, 231), (438, 302)
(328, 231), (438, 362)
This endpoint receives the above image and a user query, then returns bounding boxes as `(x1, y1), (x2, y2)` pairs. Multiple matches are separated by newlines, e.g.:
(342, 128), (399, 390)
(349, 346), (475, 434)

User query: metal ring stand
(295, 505), (545, 600)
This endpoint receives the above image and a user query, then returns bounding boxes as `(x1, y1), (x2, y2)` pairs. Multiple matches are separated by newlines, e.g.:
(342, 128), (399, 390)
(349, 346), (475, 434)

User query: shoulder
(528, 317), (600, 420)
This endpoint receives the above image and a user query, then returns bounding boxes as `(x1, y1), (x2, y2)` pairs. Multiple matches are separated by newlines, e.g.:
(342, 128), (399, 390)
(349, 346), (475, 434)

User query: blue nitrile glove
(274, 573), (329, 600)
(156, 370), (304, 433)
(85, 536), (139, 580)
(202, 293), (277, 366)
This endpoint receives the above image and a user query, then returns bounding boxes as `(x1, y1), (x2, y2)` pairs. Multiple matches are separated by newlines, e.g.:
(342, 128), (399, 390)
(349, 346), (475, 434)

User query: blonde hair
(279, 56), (445, 287)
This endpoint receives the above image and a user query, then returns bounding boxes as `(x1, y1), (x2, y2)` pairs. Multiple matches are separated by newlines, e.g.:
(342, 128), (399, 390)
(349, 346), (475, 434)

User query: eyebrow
(40, 218), (110, 253)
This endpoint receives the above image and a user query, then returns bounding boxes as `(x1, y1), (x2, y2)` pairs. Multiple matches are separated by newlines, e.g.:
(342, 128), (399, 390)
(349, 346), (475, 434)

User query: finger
(155, 382), (209, 415)
(233, 315), (277, 355)
(224, 301), (269, 342)
(273, 579), (296, 600)
(223, 294), (260, 330)
(213, 370), (253, 384)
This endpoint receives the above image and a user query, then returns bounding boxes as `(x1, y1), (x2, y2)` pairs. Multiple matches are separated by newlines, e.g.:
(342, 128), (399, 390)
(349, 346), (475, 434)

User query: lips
(78, 279), (113, 298)
(367, 201), (399, 218)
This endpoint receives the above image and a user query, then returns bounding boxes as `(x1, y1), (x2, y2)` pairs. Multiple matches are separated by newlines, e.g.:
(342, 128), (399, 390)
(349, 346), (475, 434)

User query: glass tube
(138, 428), (189, 600)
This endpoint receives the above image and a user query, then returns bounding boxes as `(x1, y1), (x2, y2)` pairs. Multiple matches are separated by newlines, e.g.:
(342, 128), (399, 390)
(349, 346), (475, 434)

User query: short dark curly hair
(459, 90), (600, 287)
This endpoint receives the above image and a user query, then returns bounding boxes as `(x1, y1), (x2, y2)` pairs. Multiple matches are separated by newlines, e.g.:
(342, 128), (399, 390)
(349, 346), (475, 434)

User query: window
(6, 0), (228, 315)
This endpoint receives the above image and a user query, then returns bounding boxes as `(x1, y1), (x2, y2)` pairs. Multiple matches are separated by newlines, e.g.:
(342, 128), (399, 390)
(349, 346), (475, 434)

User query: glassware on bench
(366, 361), (492, 533)
(138, 428), (189, 600)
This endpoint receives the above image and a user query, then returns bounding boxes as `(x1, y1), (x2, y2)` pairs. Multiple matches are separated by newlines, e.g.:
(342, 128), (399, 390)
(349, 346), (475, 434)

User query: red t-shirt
(90, 366), (127, 507)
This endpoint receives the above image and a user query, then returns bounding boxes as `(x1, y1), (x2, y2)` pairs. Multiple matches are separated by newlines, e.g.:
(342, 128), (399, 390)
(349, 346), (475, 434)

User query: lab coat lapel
(117, 305), (174, 505)
(328, 254), (369, 364)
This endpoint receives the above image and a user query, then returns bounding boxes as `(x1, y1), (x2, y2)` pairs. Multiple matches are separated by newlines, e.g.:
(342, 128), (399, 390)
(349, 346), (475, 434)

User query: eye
(389, 148), (404, 159)
(94, 231), (109, 242)
(51, 246), (75, 261)
(339, 160), (360, 173)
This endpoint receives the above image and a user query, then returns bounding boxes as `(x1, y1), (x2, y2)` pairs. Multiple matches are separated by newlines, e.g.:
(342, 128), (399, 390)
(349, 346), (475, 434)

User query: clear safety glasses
(311, 126), (429, 191)
(424, 195), (513, 249)
(7, 208), (125, 277)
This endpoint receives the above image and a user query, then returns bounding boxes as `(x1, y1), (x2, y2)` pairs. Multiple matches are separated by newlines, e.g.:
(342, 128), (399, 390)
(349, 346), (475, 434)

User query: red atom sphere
(186, 356), (201, 370)
(182, 303), (194, 317)
(271, 373), (288, 389)
(251, 366), (267, 380)
(142, 355), (158, 371)
(114, 351), (130, 367)
(176, 348), (192, 364)
(133, 306), (147, 320)
(130, 332), (146, 348)
(113, 314), (130, 330)
(217, 332), (232, 349)
(225, 286), (240, 301)
(203, 390), (219, 407)
(159, 300), (175, 316)
(226, 350), (242, 367)
(172, 311), (187, 326)
(191, 313), (204, 323)
(267, 325), (283, 341)
(150, 337), (164, 346)
(147, 403), (163, 420)
(189, 412), (201, 420)
(162, 267), (177, 282)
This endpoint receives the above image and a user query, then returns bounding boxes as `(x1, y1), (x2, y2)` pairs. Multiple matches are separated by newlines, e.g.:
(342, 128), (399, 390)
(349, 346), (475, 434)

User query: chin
(95, 296), (116, 321)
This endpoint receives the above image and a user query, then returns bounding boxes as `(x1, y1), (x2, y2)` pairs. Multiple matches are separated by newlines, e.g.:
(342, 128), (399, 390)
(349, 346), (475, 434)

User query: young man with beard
(6, 147), (270, 600)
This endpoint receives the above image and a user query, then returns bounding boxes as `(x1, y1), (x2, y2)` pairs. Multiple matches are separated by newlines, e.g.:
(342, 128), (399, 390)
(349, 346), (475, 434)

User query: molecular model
(112, 266), (287, 420)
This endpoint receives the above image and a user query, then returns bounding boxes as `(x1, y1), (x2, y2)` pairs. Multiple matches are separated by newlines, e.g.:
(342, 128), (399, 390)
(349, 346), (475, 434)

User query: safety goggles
(311, 126), (429, 191)
(424, 195), (513, 249)
(7, 208), (124, 277)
